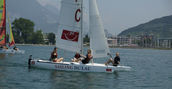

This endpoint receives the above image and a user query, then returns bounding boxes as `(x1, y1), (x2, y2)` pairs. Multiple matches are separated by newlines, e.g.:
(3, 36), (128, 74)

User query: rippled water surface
(0, 45), (172, 89)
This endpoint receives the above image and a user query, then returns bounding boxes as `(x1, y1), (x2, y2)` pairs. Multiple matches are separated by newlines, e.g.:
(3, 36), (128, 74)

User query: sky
(37, 0), (172, 35)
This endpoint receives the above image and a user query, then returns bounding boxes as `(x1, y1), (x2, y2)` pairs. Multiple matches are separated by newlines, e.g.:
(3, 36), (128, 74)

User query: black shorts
(113, 64), (118, 66)
(113, 63), (119, 66)
(82, 60), (88, 64)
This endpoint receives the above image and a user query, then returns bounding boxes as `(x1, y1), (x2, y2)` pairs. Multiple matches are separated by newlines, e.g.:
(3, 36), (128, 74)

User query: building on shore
(107, 37), (118, 47)
(107, 35), (172, 48)
(156, 38), (172, 48)
(107, 36), (138, 47)
(43, 33), (49, 44)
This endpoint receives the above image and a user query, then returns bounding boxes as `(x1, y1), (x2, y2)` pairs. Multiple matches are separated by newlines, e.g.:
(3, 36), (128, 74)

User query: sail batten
(89, 0), (110, 58)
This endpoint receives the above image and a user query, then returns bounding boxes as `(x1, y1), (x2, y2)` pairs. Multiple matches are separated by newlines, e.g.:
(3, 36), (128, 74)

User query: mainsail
(56, 0), (82, 52)
(0, 0), (6, 46)
(8, 16), (15, 47)
(89, 0), (110, 58)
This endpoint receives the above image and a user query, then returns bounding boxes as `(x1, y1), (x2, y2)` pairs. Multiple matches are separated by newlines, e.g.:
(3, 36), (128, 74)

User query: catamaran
(0, 0), (24, 54)
(28, 0), (131, 73)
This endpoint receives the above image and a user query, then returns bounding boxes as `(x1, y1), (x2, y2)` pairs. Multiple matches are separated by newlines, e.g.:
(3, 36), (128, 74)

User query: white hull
(0, 49), (25, 54)
(29, 59), (131, 73)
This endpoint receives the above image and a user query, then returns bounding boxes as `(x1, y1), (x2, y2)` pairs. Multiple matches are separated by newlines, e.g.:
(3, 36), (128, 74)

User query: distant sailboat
(0, 0), (24, 54)
(29, 0), (130, 73)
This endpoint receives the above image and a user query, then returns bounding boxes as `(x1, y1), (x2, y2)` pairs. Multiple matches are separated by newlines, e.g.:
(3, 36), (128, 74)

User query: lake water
(0, 45), (172, 89)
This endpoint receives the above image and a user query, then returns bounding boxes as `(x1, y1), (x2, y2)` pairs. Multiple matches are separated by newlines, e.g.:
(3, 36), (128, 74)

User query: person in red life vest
(50, 47), (63, 62)
(71, 49), (93, 64)
(105, 52), (120, 66)
(71, 52), (82, 62)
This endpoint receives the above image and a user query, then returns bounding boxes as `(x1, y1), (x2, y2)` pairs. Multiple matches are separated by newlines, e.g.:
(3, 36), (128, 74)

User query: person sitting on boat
(81, 49), (93, 64)
(2, 46), (8, 50)
(71, 52), (82, 62)
(13, 46), (19, 51)
(50, 47), (63, 62)
(105, 52), (120, 66)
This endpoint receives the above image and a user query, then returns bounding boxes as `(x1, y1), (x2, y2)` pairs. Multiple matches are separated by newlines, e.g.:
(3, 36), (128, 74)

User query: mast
(80, 0), (84, 54)
(4, 0), (6, 45)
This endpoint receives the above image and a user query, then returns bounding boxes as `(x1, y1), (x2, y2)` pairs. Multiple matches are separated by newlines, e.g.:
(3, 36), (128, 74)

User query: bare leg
(76, 58), (82, 62)
(105, 58), (113, 65)
(71, 58), (76, 62)
(56, 58), (64, 62)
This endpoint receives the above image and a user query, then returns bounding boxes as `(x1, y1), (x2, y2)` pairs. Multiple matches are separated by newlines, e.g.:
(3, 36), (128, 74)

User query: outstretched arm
(80, 54), (86, 58)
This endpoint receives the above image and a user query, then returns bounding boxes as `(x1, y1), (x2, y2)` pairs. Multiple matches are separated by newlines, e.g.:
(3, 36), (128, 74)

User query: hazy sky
(37, 0), (172, 35)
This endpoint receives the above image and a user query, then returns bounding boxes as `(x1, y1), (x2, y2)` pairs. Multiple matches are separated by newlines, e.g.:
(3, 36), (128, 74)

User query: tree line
(12, 18), (89, 45)
(12, 18), (55, 45)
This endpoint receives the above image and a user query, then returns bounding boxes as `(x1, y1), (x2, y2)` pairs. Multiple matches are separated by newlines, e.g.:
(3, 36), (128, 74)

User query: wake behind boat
(29, 0), (131, 73)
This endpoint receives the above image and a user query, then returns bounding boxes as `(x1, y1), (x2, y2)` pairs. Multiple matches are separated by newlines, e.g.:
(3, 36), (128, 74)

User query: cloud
(36, 0), (61, 9)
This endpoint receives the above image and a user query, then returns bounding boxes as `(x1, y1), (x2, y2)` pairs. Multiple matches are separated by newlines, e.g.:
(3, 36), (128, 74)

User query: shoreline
(15, 44), (172, 50)
(16, 44), (55, 46)
(110, 46), (172, 50)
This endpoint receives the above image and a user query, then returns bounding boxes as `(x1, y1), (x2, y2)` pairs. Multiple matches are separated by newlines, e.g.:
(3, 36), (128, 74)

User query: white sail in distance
(56, 0), (82, 52)
(89, 0), (110, 58)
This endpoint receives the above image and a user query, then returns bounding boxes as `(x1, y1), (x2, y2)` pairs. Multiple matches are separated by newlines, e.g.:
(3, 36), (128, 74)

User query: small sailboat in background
(29, 0), (130, 73)
(2, 16), (25, 54)
(0, 0), (24, 54)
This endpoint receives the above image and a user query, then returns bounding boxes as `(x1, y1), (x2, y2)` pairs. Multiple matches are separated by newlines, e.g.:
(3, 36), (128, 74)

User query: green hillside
(118, 15), (172, 38)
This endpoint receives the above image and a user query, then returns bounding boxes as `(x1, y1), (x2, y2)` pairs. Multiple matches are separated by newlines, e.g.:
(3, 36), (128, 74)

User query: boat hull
(29, 59), (131, 73)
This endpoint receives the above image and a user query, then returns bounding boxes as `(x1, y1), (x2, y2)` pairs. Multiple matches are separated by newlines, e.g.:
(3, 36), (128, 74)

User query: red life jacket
(51, 52), (57, 59)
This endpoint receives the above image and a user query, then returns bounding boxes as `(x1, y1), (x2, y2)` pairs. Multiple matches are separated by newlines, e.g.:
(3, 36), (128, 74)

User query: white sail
(56, 0), (82, 52)
(89, 0), (110, 58)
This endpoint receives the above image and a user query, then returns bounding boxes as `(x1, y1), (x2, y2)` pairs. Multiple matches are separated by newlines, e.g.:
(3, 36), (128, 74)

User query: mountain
(118, 15), (172, 38)
(6, 0), (59, 33)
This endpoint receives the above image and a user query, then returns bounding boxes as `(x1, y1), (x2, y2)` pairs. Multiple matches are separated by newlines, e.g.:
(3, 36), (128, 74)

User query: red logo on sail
(61, 30), (79, 42)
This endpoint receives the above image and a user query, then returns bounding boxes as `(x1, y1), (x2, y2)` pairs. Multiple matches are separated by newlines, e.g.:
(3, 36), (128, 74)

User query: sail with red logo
(56, 0), (82, 52)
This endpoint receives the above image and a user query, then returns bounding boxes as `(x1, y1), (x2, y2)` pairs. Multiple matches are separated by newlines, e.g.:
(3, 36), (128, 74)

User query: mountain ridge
(7, 0), (59, 33)
(118, 15), (172, 38)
